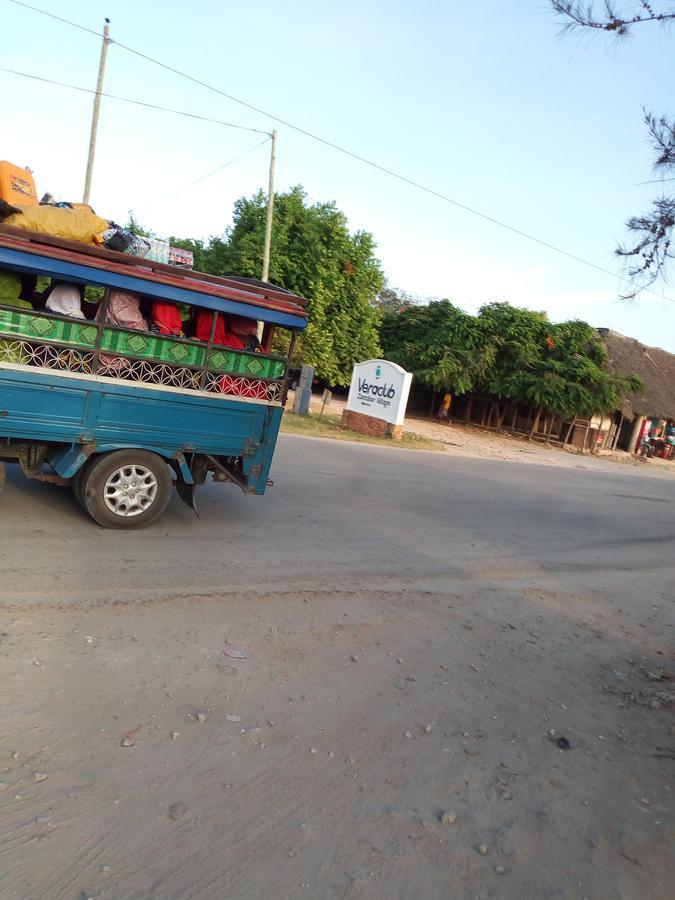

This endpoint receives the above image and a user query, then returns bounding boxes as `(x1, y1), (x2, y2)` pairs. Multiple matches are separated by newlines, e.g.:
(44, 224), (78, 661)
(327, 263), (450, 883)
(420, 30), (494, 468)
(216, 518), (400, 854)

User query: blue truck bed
(0, 225), (307, 526)
(0, 363), (283, 494)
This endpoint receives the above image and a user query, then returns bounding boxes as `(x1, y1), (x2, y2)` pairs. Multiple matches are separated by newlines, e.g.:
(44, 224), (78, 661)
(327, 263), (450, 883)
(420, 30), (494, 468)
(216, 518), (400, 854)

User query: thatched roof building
(599, 329), (675, 421)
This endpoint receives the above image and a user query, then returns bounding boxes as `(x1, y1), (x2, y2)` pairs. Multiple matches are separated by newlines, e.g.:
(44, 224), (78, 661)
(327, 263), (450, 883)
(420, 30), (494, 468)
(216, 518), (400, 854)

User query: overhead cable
(7, 0), (673, 302)
(0, 66), (270, 135)
(142, 137), (271, 210)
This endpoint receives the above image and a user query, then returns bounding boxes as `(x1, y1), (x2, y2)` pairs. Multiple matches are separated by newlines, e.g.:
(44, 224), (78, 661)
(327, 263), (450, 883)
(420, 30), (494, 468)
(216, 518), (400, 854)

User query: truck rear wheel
(82, 450), (173, 529)
(71, 456), (96, 509)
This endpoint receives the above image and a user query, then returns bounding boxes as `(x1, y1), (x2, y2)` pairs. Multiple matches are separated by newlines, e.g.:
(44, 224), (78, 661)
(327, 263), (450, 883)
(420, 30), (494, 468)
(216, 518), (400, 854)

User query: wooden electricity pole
(83, 18), (111, 205)
(261, 130), (277, 283)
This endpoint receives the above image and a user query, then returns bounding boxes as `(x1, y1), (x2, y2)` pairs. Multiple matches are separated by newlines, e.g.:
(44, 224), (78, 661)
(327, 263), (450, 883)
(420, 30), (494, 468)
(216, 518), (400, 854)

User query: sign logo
(11, 174), (36, 199)
(356, 377), (396, 399)
(346, 359), (412, 426)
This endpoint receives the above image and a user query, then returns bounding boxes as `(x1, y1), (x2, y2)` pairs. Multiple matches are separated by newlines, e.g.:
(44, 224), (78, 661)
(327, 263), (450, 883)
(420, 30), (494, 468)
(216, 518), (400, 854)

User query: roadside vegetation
(152, 187), (384, 387)
(381, 300), (645, 436)
(280, 410), (445, 451)
(131, 186), (645, 432)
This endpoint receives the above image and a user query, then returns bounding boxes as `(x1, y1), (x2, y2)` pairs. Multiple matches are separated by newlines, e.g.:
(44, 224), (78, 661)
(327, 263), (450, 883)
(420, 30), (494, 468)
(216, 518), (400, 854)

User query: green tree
(516, 319), (644, 437)
(125, 211), (154, 238)
(478, 303), (548, 399)
(381, 299), (644, 432)
(472, 303), (550, 427)
(381, 300), (494, 394)
(166, 237), (208, 273)
(202, 187), (384, 386)
(372, 284), (418, 315)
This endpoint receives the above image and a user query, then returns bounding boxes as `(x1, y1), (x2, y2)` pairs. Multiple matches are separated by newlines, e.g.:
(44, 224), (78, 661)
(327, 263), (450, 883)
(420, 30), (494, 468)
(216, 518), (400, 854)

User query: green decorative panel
(100, 329), (205, 367)
(0, 308), (285, 380)
(0, 308), (99, 348)
(79, 325), (99, 345)
(208, 348), (285, 380)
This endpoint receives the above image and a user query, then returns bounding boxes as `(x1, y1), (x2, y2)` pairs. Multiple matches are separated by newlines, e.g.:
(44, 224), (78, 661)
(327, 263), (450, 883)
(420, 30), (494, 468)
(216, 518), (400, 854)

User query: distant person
(640, 432), (656, 459)
(195, 310), (245, 349)
(0, 268), (29, 308)
(437, 391), (452, 424)
(0, 268), (32, 363)
(149, 300), (184, 336)
(229, 315), (261, 352)
(96, 290), (148, 331)
(95, 289), (148, 376)
(45, 281), (85, 319)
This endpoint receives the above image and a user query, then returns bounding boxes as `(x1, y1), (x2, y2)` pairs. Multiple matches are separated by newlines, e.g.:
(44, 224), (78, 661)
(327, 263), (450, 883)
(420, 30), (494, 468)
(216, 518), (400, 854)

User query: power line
(8, 0), (101, 36)
(636, 177), (675, 186)
(0, 62), (272, 217)
(0, 67), (270, 135)
(7, 0), (674, 302)
(142, 138), (271, 211)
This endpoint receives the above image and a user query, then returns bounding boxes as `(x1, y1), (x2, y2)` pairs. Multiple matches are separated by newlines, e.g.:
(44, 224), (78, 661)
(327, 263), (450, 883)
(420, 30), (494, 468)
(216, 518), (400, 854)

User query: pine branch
(644, 109), (675, 170)
(615, 197), (675, 298)
(551, 0), (675, 35)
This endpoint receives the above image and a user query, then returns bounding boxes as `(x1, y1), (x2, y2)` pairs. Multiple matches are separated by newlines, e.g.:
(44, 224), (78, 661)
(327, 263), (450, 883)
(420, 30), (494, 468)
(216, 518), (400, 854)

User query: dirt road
(1, 436), (673, 899)
(300, 389), (675, 473)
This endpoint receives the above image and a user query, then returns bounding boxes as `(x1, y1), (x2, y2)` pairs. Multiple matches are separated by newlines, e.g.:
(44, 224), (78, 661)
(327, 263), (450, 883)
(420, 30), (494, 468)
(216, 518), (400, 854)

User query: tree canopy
(551, 2), (675, 298)
(381, 300), (644, 419)
(371, 284), (419, 316)
(380, 300), (494, 395)
(170, 186), (383, 386)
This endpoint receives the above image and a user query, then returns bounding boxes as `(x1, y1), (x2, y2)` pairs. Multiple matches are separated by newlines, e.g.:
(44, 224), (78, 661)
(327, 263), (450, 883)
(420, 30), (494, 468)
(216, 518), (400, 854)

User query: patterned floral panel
(204, 372), (283, 402)
(0, 338), (95, 373)
(0, 337), (282, 401)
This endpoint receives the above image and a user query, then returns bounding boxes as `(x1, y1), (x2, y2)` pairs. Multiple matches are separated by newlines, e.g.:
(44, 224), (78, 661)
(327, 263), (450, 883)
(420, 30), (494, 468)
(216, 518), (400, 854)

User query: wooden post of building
(563, 417), (576, 447)
(629, 414), (646, 454)
(582, 422), (591, 452)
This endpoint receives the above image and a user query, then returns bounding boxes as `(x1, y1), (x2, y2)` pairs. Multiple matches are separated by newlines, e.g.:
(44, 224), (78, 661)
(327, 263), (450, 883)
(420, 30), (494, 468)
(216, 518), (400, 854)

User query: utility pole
(261, 130), (277, 283)
(83, 18), (111, 205)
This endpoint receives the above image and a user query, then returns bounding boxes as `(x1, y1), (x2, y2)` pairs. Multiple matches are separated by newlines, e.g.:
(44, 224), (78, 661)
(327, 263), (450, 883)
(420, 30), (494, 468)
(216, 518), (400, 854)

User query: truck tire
(82, 449), (173, 529)
(71, 456), (97, 509)
(0, 462), (5, 496)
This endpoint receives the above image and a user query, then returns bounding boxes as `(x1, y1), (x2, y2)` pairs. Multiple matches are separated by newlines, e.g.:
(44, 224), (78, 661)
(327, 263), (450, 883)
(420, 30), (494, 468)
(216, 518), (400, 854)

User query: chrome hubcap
(103, 464), (158, 517)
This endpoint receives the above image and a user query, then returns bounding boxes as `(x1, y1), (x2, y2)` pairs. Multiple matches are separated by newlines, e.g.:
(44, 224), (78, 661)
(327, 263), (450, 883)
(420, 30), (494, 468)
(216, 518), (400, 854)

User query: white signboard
(346, 359), (412, 426)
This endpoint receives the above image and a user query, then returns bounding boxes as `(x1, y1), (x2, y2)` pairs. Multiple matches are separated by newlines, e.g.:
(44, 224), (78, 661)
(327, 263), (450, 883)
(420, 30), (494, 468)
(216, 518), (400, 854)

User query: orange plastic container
(0, 161), (38, 207)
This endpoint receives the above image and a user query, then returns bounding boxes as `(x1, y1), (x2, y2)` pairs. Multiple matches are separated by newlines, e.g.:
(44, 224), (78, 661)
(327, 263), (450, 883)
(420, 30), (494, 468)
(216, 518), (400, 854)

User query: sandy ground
(0, 437), (673, 900)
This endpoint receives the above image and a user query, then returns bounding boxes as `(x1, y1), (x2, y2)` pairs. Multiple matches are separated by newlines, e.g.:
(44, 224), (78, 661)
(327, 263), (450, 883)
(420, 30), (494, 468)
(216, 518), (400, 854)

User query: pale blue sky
(2, 0), (674, 350)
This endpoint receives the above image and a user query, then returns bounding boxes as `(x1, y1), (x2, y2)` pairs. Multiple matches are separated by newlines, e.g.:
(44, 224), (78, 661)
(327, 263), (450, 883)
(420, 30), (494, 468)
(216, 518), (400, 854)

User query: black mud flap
(0, 462), (5, 496)
(176, 478), (199, 516)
